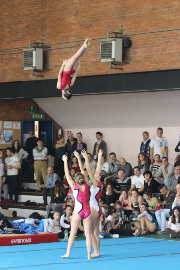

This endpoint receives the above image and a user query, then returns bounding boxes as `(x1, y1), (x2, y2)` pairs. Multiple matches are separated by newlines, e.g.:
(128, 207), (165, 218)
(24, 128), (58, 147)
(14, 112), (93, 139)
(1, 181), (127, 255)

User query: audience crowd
(0, 127), (180, 238)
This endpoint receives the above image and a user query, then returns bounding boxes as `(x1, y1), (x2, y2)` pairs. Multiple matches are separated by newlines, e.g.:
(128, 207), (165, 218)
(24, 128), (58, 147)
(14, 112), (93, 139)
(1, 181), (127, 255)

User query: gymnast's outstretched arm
(62, 155), (75, 190)
(74, 151), (89, 184)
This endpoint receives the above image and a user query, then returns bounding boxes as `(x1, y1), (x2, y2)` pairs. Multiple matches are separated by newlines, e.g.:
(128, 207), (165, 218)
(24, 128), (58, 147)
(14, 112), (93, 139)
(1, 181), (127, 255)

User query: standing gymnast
(61, 152), (93, 259)
(82, 149), (104, 257)
(57, 38), (91, 100)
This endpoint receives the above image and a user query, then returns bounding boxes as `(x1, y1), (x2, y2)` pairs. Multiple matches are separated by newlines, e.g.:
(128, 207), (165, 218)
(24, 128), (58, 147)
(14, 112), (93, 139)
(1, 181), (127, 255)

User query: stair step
(18, 194), (51, 204)
(8, 207), (46, 218)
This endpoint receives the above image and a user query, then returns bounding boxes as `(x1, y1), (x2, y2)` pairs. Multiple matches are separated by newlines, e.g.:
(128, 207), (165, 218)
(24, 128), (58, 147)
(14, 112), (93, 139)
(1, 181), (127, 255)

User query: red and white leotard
(60, 68), (75, 91)
(73, 182), (91, 219)
(90, 182), (102, 217)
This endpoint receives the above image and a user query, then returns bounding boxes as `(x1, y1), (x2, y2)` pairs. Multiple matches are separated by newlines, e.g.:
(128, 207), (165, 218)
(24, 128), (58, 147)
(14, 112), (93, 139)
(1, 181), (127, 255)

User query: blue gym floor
(1, 237), (180, 270)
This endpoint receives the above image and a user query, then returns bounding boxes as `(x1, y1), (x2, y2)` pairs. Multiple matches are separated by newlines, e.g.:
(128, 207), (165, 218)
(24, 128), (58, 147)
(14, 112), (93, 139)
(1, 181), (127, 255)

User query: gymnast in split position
(61, 151), (93, 259)
(57, 38), (91, 100)
(82, 149), (104, 258)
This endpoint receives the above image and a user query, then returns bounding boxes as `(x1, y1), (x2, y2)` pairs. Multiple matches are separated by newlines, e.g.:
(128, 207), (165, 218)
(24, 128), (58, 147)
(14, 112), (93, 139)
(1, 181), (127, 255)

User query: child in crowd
(115, 200), (125, 220)
(167, 206), (180, 238)
(99, 213), (119, 238)
(51, 211), (63, 238)
(143, 190), (162, 211)
(60, 205), (73, 235)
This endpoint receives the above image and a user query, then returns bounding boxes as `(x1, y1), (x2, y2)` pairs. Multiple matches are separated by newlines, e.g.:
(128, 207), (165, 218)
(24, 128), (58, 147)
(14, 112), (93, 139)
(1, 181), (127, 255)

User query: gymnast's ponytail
(75, 172), (85, 185)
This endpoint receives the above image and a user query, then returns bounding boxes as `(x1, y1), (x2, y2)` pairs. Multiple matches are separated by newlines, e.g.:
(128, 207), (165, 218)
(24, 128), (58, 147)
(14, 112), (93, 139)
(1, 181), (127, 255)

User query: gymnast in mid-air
(57, 38), (91, 100)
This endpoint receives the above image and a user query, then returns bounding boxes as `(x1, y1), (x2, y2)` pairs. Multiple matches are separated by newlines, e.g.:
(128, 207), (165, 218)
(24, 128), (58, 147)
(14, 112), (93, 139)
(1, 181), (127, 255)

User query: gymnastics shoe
(112, 234), (119, 238)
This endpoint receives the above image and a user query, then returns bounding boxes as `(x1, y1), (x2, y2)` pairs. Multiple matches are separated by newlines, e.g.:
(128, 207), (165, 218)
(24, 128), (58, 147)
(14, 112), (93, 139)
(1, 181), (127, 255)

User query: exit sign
(29, 106), (35, 113)
(33, 113), (44, 119)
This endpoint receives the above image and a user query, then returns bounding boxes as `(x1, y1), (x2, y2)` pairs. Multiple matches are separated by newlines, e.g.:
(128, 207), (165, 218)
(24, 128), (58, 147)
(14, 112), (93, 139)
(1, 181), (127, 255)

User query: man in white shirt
(5, 147), (21, 202)
(130, 166), (145, 194)
(33, 138), (48, 192)
(150, 127), (168, 164)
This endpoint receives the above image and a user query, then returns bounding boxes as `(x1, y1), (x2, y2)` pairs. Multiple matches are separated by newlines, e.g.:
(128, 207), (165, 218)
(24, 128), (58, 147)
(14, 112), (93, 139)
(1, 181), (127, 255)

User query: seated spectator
(46, 183), (69, 218)
(107, 152), (119, 179)
(51, 211), (64, 238)
(130, 167), (145, 194)
(143, 170), (160, 194)
(117, 157), (132, 177)
(41, 167), (61, 206)
(166, 206), (180, 238)
(69, 156), (80, 172)
(143, 190), (161, 211)
(133, 202), (157, 236)
(164, 165), (180, 192)
(115, 169), (131, 193)
(64, 168), (76, 189)
(150, 154), (161, 178)
(129, 207), (140, 223)
(155, 184), (176, 234)
(172, 183), (180, 209)
(83, 153), (97, 174)
(119, 187), (133, 211)
(138, 152), (150, 175)
(106, 206), (134, 236)
(0, 211), (12, 231)
(60, 205), (73, 234)
(101, 156), (109, 173)
(115, 200), (125, 220)
(65, 133), (77, 161)
(93, 131), (107, 161)
(130, 188), (144, 208)
(99, 213), (119, 238)
(156, 157), (174, 184)
(0, 150), (5, 201)
(100, 183), (118, 210)
(75, 132), (87, 161)
(140, 131), (151, 158)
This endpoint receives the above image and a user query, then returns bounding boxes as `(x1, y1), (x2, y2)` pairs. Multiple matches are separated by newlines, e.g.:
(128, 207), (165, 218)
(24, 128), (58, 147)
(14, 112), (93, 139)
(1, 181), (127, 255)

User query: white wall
(64, 127), (180, 167)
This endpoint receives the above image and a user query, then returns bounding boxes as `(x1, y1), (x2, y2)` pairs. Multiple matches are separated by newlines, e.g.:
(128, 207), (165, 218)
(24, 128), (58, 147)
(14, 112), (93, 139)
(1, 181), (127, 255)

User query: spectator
(115, 201), (125, 220)
(40, 167), (60, 206)
(174, 141), (180, 166)
(69, 156), (80, 172)
(156, 157), (174, 184)
(138, 152), (150, 175)
(46, 181), (67, 218)
(50, 211), (64, 238)
(143, 190), (161, 211)
(12, 140), (29, 162)
(164, 165), (180, 192)
(60, 205), (73, 234)
(130, 167), (145, 194)
(133, 202), (157, 236)
(25, 131), (38, 179)
(172, 184), (180, 209)
(108, 152), (119, 179)
(119, 187), (133, 211)
(0, 150), (5, 201)
(83, 153), (97, 174)
(130, 189), (144, 208)
(150, 127), (168, 164)
(155, 184), (176, 234)
(5, 147), (21, 202)
(65, 133), (77, 161)
(55, 135), (65, 180)
(166, 206), (180, 238)
(150, 154), (161, 178)
(99, 213), (119, 238)
(101, 156), (109, 173)
(75, 132), (87, 161)
(100, 183), (118, 210)
(115, 170), (131, 192)
(140, 131), (151, 158)
(93, 132), (107, 161)
(117, 157), (132, 177)
(143, 171), (160, 194)
(33, 138), (48, 192)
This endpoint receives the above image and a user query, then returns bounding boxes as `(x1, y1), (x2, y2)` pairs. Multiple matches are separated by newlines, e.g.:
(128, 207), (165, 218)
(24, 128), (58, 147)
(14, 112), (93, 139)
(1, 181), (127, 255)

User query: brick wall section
(0, 99), (63, 143)
(0, 0), (180, 82)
